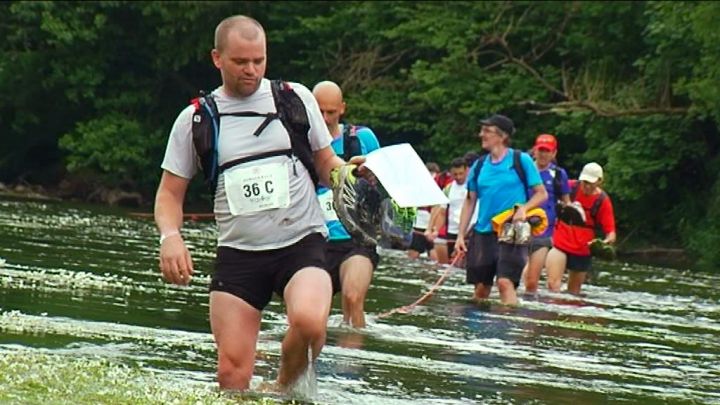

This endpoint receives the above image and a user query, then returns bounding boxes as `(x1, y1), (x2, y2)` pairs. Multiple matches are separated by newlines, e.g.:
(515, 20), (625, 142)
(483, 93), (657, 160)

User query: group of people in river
(153, 14), (617, 395)
(410, 130), (616, 303)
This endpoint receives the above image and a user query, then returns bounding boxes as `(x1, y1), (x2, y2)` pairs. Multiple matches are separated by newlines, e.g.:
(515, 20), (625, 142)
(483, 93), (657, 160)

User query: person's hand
(159, 234), (194, 286)
(330, 164), (357, 188)
(424, 228), (437, 242)
(347, 155), (377, 186)
(347, 155), (366, 166)
(512, 204), (527, 222)
(455, 235), (467, 253)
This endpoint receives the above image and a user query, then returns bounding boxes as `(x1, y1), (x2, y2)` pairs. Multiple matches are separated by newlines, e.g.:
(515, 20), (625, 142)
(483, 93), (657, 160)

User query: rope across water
(377, 252), (465, 319)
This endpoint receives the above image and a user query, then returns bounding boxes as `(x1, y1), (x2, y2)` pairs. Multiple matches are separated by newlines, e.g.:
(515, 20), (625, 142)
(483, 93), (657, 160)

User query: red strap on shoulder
(190, 97), (201, 112)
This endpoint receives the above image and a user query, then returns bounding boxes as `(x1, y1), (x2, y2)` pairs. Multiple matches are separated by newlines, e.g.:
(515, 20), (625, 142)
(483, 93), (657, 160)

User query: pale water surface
(1, 198), (719, 404)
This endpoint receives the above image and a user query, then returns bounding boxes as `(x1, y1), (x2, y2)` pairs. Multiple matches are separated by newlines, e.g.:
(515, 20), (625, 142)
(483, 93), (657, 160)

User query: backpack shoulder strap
(191, 91), (221, 193)
(590, 191), (607, 222)
(552, 166), (564, 201)
(468, 152), (488, 189)
(270, 80), (319, 186)
(512, 149), (529, 200)
(341, 122), (361, 161)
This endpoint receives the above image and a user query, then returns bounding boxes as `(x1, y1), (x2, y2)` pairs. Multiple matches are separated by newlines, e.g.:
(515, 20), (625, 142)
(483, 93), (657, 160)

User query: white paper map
(363, 143), (449, 208)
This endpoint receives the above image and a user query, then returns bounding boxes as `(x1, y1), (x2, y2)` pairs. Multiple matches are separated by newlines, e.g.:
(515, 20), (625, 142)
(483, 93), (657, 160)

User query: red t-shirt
(434, 172), (453, 189)
(553, 181), (616, 256)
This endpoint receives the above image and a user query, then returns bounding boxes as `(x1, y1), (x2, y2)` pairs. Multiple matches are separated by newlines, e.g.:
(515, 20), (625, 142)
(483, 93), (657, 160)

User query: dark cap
(480, 114), (515, 136)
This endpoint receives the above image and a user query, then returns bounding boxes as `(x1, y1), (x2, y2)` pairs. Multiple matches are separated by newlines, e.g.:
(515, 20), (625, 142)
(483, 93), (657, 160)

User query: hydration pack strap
(218, 149), (293, 174)
(218, 111), (279, 137)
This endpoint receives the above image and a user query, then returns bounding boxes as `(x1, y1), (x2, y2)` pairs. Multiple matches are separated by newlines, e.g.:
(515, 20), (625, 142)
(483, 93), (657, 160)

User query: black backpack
(467, 149), (529, 200)
(190, 80), (318, 194)
(340, 122), (363, 161)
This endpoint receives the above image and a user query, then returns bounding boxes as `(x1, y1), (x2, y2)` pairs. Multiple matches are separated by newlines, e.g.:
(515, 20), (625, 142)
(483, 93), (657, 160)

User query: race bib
(317, 189), (339, 222)
(224, 162), (290, 215)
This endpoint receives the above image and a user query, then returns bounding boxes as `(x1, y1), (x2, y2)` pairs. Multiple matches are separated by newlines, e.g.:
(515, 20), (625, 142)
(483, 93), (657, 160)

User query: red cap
(534, 134), (557, 152)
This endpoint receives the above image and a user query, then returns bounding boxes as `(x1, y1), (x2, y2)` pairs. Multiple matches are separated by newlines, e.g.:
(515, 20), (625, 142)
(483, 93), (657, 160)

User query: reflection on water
(1, 198), (720, 404)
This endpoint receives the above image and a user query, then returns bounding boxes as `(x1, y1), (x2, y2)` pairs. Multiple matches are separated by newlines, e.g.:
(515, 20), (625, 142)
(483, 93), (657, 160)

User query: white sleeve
(160, 105), (198, 179)
(291, 83), (332, 151)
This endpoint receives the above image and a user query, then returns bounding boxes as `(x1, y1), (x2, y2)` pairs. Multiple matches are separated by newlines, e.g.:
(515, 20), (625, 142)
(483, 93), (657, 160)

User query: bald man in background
(313, 81), (381, 328)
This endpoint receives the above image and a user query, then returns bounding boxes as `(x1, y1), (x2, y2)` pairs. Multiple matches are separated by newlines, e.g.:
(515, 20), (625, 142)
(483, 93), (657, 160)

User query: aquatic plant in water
(0, 349), (280, 404)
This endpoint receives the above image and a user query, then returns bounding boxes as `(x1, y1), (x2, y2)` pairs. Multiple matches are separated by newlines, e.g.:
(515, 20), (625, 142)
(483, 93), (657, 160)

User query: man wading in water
(154, 15), (367, 392)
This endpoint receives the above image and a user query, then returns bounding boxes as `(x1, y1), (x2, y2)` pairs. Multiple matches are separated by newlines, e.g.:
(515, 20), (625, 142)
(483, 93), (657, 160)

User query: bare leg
(525, 247), (549, 294)
(407, 249), (420, 259)
(339, 255), (374, 328)
(428, 247), (439, 262)
(435, 242), (449, 264)
(497, 277), (518, 305)
(567, 271), (587, 295)
(545, 248), (567, 292)
(209, 291), (262, 390)
(473, 283), (492, 300)
(277, 267), (332, 388)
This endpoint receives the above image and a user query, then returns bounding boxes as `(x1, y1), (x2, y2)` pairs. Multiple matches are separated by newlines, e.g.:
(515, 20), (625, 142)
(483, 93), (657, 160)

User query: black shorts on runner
(555, 246), (592, 272)
(409, 229), (434, 253)
(529, 236), (553, 254)
(465, 231), (528, 288)
(325, 239), (380, 295)
(209, 232), (327, 311)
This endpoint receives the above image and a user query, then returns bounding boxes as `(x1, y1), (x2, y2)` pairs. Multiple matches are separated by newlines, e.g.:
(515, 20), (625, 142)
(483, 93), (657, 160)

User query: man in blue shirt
(523, 134), (570, 294)
(313, 81), (380, 327)
(455, 114), (548, 305)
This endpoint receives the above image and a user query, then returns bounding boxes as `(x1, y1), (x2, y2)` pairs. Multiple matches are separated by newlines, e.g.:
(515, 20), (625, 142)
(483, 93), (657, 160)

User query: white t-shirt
(446, 180), (476, 235)
(161, 79), (332, 250)
(413, 209), (431, 230)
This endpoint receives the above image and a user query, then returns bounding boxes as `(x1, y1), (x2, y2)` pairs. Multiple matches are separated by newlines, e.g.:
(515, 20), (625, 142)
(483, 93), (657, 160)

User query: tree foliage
(1, 1), (718, 268)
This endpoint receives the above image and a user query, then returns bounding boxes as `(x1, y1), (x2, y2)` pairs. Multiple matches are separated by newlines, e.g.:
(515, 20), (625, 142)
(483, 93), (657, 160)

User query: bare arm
(313, 146), (347, 188)
(513, 184), (548, 221)
(425, 206), (445, 241)
(313, 145), (367, 188)
(454, 191), (478, 253)
(604, 231), (617, 245)
(155, 170), (189, 234)
(154, 170), (193, 285)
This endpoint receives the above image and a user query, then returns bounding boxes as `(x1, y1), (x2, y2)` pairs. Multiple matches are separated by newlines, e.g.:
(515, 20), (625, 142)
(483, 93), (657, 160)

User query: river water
(1, 198), (718, 404)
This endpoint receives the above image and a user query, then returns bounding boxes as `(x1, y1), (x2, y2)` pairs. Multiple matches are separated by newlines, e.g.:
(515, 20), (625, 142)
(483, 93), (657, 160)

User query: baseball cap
(578, 162), (604, 183)
(534, 134), (557, 152)
(480, 114), (515, 136)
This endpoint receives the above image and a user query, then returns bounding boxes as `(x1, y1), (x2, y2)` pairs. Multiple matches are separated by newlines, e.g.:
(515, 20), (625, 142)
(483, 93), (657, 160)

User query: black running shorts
(209, 232), (327, 311)
(325, 239), (380, 295)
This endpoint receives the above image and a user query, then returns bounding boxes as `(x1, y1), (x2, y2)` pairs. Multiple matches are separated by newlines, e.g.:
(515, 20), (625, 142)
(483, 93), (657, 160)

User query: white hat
(579, 162), (603, 183)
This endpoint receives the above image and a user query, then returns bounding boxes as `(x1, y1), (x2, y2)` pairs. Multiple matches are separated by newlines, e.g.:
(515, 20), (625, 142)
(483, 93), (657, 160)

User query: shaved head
(313, 81), (346, 136)
(312, 81), (344, 103)
(214, 15), (265, 53)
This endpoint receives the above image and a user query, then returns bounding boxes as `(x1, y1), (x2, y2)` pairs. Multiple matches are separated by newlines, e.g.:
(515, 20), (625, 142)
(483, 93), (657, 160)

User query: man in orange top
(546, 162), (616, 295)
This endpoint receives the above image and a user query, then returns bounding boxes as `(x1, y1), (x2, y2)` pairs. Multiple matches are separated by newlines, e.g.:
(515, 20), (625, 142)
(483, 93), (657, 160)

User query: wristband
(159, 230), (180, 245)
